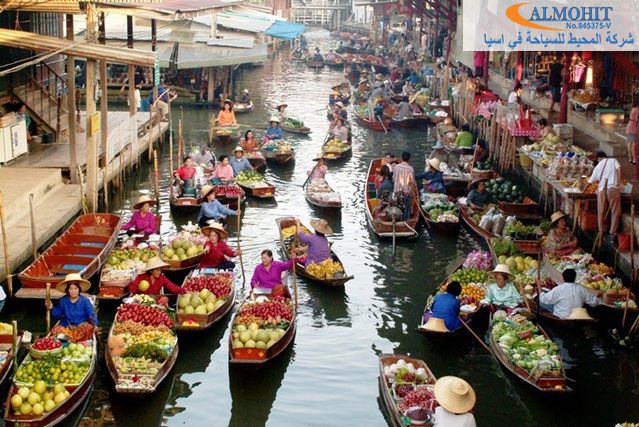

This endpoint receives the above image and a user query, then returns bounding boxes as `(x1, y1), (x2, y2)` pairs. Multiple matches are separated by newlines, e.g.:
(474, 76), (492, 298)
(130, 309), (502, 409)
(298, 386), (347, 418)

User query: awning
(215, 10), (277, 33)
(176, 43), (267, 69)
(265, 21), (305, 40)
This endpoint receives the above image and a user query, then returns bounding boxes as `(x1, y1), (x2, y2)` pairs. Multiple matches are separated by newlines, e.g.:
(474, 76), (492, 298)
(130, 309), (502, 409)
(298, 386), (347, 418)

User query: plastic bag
(479, 214), (494, 231)
(503, 216), (517, 236)
(491, 213), (506, 235)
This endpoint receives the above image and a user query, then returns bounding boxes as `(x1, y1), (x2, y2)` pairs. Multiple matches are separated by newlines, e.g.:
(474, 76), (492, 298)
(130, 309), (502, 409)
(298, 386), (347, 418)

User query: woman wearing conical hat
(432, 376), (477, 426)
(129, 257), (186, 295)
(121, 195), (158, 236)
(45, 274), (97, 329)
(199, 222), (241, 271)
(481, 264), (523, 310)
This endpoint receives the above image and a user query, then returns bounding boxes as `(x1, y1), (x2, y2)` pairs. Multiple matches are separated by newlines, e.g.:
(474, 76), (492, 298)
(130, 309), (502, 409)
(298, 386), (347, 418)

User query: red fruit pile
(394, 384), (414, 399)
(239, 300), (293, 322)
(399, 387), (438, 412)
(216, 185), (244, 197)
(32, 337), (62, 350)
(117, 303), (173, 328)
(184, 274), (232, 297)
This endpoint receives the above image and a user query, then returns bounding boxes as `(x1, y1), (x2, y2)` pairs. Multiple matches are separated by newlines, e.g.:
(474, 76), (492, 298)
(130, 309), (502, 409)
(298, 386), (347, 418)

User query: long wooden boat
(389, 113), (432, 128)
(488, 313), (570, 393)
(175, 270), (237, 332)
(17, 214), (122, 299)
(244, 152), (267, 173)
(0, 332), (23, 390)
(320, 137), (352, 161)
(169, 184), (201, 214)
(238, 180), (276, 199)
(526, 296), (597, 328)
(281, 123), (311, 135)
(325, 57), (345, 69)
(105, 304), (178, 395)
(378, 354), (437, 427)
(4, 332), (97, 426)
(305, 179), (342, 210)
(365, 159), (420, 239)
(212, 126), (240, 144)
(305, 58), (325, 69)
(261, 142), (295, 165)
(228, 297), (297, 366)
(275, 217), (353, 287)
(234, 102), (254, 114)
(354, 109), (391, 132)
(498, 197), (540, 219)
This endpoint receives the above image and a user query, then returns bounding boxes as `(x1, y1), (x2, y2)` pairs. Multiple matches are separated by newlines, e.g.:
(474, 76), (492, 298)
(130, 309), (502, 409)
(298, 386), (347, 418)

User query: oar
(236, 195), (246, 287)
(377, 116), (388, 133)
(459, 318), (494, 355)
(392, 218), (397, 255)
(45, 283), (51, 333)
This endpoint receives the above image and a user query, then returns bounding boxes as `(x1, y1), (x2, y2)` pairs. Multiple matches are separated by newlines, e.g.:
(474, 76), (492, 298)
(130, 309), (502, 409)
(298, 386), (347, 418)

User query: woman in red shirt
(199, 222), (241, 270)
(129, 257), (186, 295)
(174, 156), (196, 182)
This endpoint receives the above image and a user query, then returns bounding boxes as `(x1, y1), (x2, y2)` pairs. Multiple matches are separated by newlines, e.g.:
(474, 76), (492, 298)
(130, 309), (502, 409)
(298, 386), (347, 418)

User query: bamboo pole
(45, 283), (51, 333)
(28, 193), (37, 259)
(0, 192), (13, 297)
(459, 318), (493, 354)
(11, 320), (17, 365)
(236, 195), (246, 286)
(153, 149), (160, 208)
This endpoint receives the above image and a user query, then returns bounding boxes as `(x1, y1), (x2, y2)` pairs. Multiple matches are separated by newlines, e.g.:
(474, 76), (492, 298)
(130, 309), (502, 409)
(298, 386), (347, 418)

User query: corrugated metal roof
(176, 42), (267, 69)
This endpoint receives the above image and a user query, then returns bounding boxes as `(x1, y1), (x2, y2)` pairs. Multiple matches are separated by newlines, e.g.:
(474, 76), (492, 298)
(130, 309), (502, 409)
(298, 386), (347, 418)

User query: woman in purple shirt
(250, 250), (293, 295)
(295, 218), (332, 266)
(121, 195), (158, 235)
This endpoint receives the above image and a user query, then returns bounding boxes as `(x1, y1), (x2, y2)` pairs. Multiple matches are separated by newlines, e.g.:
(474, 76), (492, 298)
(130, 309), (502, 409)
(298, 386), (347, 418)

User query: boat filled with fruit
(235, 170), (276, 199)
(378, 354), (438, 427)
(209, 183), (245, 208)
(98, 245), (159, 300)
(418, 251), (492, 338)
(320, 138), (352, 160)
(105, 295), (178, 394)
(261, 140), (295, 165)
(4, 328), (97, 426)
(161, 228), (207, 272)
(420, 193), (459, 232)
(276, 217), (353, 287)
(489, 311), (569, 393)
(229, 294), (296, 366)
(0, 323), (22, 389)
(176, 270), (236, 331)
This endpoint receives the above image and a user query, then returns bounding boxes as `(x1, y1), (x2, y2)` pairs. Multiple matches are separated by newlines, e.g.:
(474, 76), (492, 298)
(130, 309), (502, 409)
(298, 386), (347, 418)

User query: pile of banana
(306, 259), (344, 279)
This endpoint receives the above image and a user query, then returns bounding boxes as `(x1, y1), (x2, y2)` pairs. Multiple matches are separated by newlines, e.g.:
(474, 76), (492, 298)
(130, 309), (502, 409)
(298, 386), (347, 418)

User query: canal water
(4, 29), (638, 426)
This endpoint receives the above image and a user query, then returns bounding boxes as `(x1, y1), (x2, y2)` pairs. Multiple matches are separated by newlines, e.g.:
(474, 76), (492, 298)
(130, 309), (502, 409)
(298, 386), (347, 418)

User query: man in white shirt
(539, 269), (600, 319)
(588, 151), (622, 235)
(393, 151), (417, 220)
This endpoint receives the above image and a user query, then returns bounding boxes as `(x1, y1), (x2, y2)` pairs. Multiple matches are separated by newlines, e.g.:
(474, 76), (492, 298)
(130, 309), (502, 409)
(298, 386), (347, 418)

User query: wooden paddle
(45, 283), (51, 333)
(459, 318), (494, 354)
(377, 116), (388, 133)
(236, 195), (246, 286)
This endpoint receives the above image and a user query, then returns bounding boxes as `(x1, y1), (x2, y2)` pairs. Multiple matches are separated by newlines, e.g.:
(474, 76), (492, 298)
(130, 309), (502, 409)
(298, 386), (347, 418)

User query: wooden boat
(105, 304), (178, 395)
(212, 126), (240, 144)
(488, 313), (570, 393)
(97, 267), (136, 301)
(261, 141), (295, 165)
(4, 332), (97, 426)
(306, 58), (325, 69)
(237, 180), (276, 199)
(0, 332), (23, 390)
(325, 56), (345, 69)
(390, 113), (432, 128)
(365, 159), (420, 239)
(281, 123), (311, 135)
(354, 109), (390, 132)
(275, 217), (354, 287)
(419, 194), (460, 233)
(175, 270), (237, 332)
(234, 102), (254, 114)
(169, 183), (201, 214)
(499, 196), (540, 219)
(378, 354), (437, 427)
(527, 297), (597, 327)
(320, 136), (352, 161)
(244, 152), (267, 173)
(228, 297), (296, 366)
(17, 214), (122, 299)
(305, 179), (342, 210)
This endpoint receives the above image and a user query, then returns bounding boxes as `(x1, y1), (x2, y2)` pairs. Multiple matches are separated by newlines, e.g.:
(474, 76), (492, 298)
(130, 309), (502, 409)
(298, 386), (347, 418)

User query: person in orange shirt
(241, 130), (260, 152)
(217, 99), (237, 126)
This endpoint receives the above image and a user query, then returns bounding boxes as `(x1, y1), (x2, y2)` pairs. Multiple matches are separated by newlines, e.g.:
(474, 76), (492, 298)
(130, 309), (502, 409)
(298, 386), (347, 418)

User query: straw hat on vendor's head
(223, 99), (234, 110)
(331, 84), (341, 91)
(490, 264), (513, 278)
(269, 116), (281, 124)
(309, 219), (333, 236)
(233, 146), (244, 154)
(200, 185), (216, 201)
(335, 101), (345, 109)
(133, 195), (156, 210)
(434, 376), (476, 414)
(143, 256), (169, 272)
(56, 273), (91, 293)
(422, 317), (449, 333)
(276, 102), (288, 110)
(358, 79), (369, 86)
(550, 210), (568, 227)
(243, 89), (249, 94)
(201, 221), (229, 240)
(427, 158), (441, 172)
(566, 307), (594, 320)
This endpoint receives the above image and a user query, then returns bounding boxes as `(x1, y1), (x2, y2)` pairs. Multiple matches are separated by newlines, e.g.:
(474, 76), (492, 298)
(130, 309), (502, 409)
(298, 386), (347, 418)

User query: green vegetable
(122, 343), (168, 362)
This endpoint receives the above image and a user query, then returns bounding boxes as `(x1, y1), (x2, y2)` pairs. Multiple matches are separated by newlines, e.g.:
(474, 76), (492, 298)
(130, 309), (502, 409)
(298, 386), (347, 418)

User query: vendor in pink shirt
(294, 218), (332, 266)
(250, 249), (293, 295)
(121, 195), (158, 235)
(212, 155), (235, 181)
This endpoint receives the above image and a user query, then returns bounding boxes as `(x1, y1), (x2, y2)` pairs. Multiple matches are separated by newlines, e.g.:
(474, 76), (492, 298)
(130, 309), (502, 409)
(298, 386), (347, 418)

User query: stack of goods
(283, 118), (304, 128)
(243, 151), (262, 159)
(101, 247), (160, 298)
(306, 179), (341, 205)
(214, 184), (244, 198)
(412, 91), (430, 109)
(161, 231), (206, 265)
(306, 259), (344, 279)
(231, 296), (293, 355)
(262, 141), (292, 153)
(177, 273), (233, 327)
(9, 333), (94, 418)
(475, 208), (541, 239)
(236, 170), (271, 189)
(108, 298), (176, 392)
(484, 178), (526, 204)
(421, 193), (459, 223)
(322, 139), (351, 156)
(381, 358), (437, 425)
(545, 153), (593, 180)
(492, 312), (564, 385)
(439, 251), (492, 312)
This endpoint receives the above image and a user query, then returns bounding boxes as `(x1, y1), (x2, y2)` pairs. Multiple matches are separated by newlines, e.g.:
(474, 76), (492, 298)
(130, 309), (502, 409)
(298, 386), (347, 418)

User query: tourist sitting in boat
(174, 155), (197, 197)
(544, 211), (579, 256)
(199, 222), (240, 271)
(538, 268), (600, 319)
(230, 146), (253, 177)
(331, 118), (349, 142)
(313, 47), (323, 62)
(376, 164), (394, 198)
(45, 273), (97, 328)
(402, 81), (415, 97)
(383, 153), (397, 172)
(211, 155), (235, 181)
(425, 281), (462, 331)
(309, 158), (328, 182)
(466, 178), (490, 210)
(129, 257), (186, 295)
(250, 249), (293, 296)
(265, 117), (283, 140)
(240, 89), (250, 104)
(121, 195), (158, 236)
(415, 158), (445, 194)
(481, 264), (523, 309)
(276, 103), (288, 123)
(294, 218), (332, 267)
(455, 124), (475, 155)
(432, 376), (477, 427)
(198, 185), (238, 227)
(396, 96), (412, 120)
(217, 99), (237, 126)
(326, 50), (336, 62)
(241, 130), (261, 152)
(191, 143), (215, 168)
(393, 151), (417, 220)
(429, 140), (450, 164)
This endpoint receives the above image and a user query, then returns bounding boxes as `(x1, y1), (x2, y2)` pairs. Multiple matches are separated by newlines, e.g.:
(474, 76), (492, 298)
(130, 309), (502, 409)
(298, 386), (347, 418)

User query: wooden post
(126, 16), (136, 118)
(28, 193), (37, 259)
(85, 5), (98, 213)
(151, 19), (159, 124)
(207, 68), (215, 106)
(99, 12), (109, 212)
(66, 15), (78, 184)
(0, 192), (13, 298)
(153, 149), (160, 208)
(45, 283), (51, 333)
